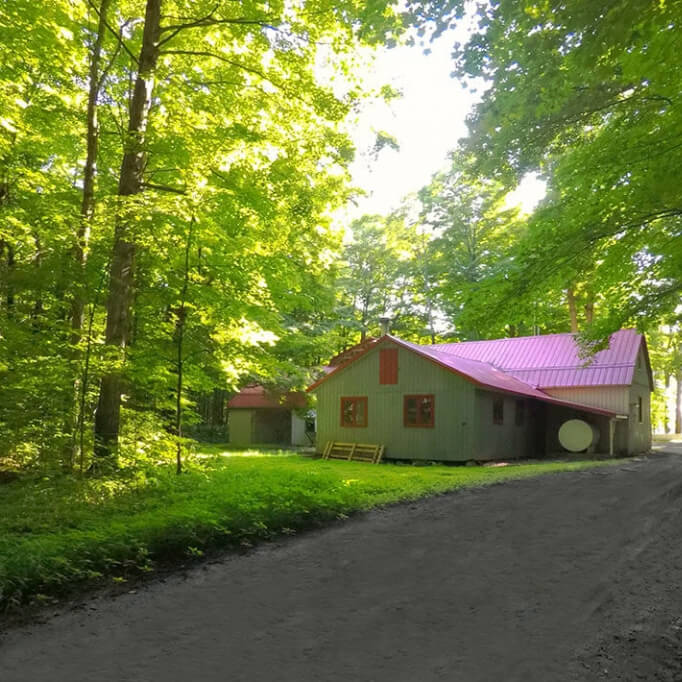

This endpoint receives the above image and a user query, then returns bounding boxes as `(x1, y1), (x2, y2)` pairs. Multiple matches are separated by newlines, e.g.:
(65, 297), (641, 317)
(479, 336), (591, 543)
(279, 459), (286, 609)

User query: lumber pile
(321, 441), (385, 464)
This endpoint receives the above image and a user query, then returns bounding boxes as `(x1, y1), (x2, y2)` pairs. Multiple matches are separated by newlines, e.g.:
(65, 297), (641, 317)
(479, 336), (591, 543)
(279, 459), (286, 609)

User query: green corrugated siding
(627, 384), (651, 454)
(627, 347), (652, 454)
(228, 409), (254, 445)
(544, 386), (628, 414)
(314, 343), (475, 460)
(632, 345), (653, 390)
(472, 390), (536, 460)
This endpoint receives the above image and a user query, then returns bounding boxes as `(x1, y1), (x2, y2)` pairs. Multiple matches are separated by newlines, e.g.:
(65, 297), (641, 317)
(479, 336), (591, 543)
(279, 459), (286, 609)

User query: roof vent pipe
(379, 316), (391, 336)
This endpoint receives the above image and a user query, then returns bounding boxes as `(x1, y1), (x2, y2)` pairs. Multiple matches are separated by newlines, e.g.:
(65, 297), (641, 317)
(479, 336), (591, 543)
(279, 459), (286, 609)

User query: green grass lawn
(0, 449), (617, 611)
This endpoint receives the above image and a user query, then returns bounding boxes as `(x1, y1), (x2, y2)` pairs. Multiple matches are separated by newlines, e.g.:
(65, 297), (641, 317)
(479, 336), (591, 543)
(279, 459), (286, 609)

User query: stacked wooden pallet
(321, 441), (385, 464)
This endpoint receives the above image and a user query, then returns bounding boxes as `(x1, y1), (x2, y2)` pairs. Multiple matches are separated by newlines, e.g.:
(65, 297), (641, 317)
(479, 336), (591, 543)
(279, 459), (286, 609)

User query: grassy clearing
(0, 449), (617, 611)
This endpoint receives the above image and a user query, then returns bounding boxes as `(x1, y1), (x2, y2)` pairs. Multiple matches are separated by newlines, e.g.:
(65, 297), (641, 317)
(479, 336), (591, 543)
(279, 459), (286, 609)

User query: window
(403, 394), (435, 427)
(379, 348), (399, 384)
(340, 397), (368, 427)
(515, 399), (525, 426)
(638, 396), (643, 423)
(493, 397), (504, 425)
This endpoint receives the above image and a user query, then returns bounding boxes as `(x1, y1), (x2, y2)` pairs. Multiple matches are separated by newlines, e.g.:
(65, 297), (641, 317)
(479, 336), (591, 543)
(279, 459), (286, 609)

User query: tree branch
(161, 49), (270, 80)
(142, 182), (187, 195)
(158, 2), (277, 48)
(161, 49), (306, 103)
(95, 20), (129, 92)
(87, 0), (139, 66)
(161, 1), (221, 33)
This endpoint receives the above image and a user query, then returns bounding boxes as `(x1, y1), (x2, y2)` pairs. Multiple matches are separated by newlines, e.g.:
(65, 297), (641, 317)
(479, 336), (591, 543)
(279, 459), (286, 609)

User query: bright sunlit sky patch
(336, 27), (546, 224)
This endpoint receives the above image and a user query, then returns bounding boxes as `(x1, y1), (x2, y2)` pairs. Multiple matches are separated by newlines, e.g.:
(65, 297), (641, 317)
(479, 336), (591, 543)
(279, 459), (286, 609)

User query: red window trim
(340, 396), (368, 428)
(379, 347), (399, 385)
(403, 394), (435, 428)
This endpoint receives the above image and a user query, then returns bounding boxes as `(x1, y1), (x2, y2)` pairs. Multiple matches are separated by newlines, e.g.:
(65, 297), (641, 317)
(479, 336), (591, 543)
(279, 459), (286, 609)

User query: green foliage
(647, 322), (682, 433)
(327, 212), (445, 347)
(0, 0), (464, 468)
(418, 152), (531, 339)
(0, 449), (613, 609)
(451, 0), (682, 335)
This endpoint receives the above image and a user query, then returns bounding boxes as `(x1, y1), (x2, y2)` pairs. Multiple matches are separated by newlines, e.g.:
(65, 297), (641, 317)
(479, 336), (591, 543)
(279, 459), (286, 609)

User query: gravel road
(1, 452), (681, 682)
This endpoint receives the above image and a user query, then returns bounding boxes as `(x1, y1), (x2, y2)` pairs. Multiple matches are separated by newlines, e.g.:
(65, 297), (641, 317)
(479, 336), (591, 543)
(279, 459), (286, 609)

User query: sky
(338, 29), (546, 223)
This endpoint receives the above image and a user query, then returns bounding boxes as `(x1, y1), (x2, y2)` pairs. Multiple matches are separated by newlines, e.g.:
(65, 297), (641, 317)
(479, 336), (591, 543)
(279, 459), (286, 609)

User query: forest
(1, 0), (681, 476)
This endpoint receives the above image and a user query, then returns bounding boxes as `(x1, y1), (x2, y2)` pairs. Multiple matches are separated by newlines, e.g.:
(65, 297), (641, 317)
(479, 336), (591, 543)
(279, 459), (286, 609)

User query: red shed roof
(227, 385), (307, 410)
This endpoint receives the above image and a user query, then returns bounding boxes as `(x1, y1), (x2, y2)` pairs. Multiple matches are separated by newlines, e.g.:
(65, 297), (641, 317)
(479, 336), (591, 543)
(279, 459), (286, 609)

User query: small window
(638, 396), (643, 423)
(515, 400), (525, 426)
(404, 394), (435, 427)
(379, 348), (398, 385)
(493, 397), (504, 425)
(340, 397), (368, 427)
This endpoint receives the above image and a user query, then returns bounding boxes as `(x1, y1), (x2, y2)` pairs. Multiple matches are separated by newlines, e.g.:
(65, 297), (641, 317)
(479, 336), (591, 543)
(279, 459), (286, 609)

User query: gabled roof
(227, 385), (307, 410)
(327, 338), (378, 366)
(307, 334), (629, 417)
(397, 338), (570, 402)
(428, 328), (647, 388)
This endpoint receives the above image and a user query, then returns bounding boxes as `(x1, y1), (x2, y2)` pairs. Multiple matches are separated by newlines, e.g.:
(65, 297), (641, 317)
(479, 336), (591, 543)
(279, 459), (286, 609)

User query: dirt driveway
(1, 453), (681, 682)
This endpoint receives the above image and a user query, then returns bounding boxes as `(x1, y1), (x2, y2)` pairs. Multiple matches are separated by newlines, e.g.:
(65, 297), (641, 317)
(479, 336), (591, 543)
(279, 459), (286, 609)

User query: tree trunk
(94, 0), (162, 461)
(664, 372), (671, 433)
(71, 0), (111, 345)
(174, 217), (194, 475)
(675, 369), (682, 433)
(30, 234), (43, 330)
(426, 301), (436, 344)
(567, 286), (578, 332)
(6, 242), (13, 312)
(0, 240), (15, 315)
(1, 154), (15, 315)
(584, 300), (594, 325)
(359, 293), (370, 342)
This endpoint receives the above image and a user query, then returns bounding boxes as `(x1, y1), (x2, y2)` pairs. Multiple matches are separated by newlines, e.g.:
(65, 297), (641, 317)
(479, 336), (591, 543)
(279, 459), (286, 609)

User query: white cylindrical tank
(558, 419), (600, 453)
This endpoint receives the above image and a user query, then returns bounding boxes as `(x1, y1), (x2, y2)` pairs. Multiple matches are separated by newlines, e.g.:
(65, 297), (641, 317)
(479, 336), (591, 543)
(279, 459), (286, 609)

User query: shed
(227, 385), (313, 447)
(307, 330), (652, 461)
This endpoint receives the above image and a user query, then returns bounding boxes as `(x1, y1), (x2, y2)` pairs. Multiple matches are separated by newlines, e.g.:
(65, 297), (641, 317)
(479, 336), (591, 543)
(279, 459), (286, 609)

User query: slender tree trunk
(664, 372), (671, 433)
(30, 234), (42, 330)
(425, 300), (436, 344)
(63, 0), (112, 469)
(0, 239), (15, 315)
(94, 0), (162, 462)
(1, 150), (15, 315)
(675, 369), (682, 433)
(6, 242), (14, 312)
(79, 297), (98, 471)
(71, 0), (111, 344)
(174, 218), (195, 475)
(584, 300), (594, 325)
(360, 301), (368, 342)
(567, 286), (578, 332)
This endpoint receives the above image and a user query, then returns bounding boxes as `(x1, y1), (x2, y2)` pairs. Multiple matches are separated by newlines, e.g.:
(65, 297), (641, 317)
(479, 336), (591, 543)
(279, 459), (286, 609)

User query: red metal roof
(392, 338), (617, 416)
(227, 385), (307, 410)
(427, 329), (644, 388)
(327, 338), (379, 366)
